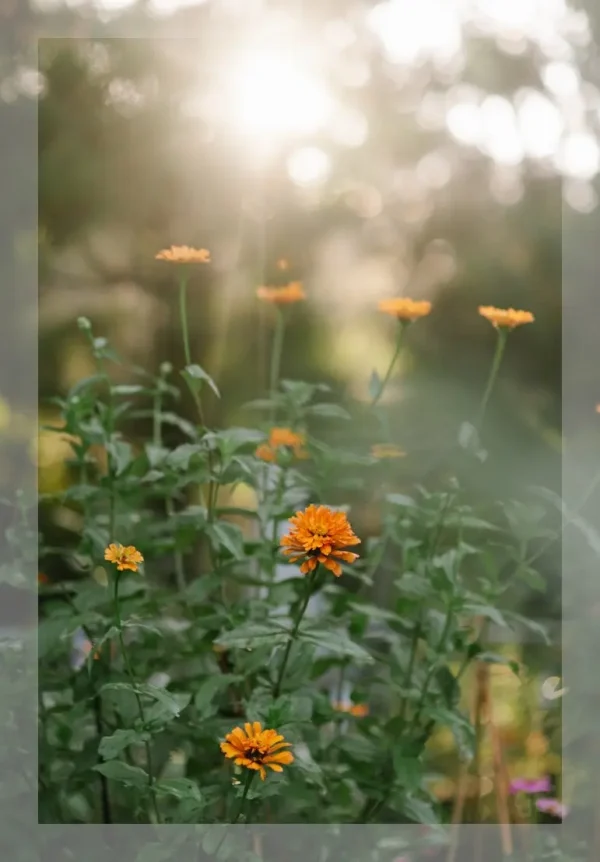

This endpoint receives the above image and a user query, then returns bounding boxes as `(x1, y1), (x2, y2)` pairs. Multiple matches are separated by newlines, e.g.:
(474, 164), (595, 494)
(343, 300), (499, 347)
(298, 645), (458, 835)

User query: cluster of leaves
(37, 318), (554, 836)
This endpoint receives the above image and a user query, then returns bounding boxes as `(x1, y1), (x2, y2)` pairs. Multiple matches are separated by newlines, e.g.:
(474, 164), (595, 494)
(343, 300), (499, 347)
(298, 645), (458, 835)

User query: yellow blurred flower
(255, 427), (309, 462)
(155, 245), (210, 264)
(256, 281), (305, 304)
(478, 306), (534, 330)
(378, 298), (432, 321)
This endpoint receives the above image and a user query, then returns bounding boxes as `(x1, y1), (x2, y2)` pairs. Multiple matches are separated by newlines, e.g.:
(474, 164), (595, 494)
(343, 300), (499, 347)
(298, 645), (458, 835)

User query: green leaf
(194, 675), (242, 717)
(462, 603), (507, 629)
(298, 627), (374, 664)
(99, 729), (150, 760)
(268, 694), (313, 726)
(181, 364), (220, 398)
(394, 572), (432, 599)
(425, 706), (475, 759)
(387, 493), (416, 508)
(183, 574), (221, 603)
(165, 444), (204, 471)
(207, 521), (245, 559)
(155, 778), (202, 801)
(100, 682), (191, 719)
(242, 398), (275, 411)
(112, 384), (146, 396)
(93, 761), (149, 787)
(106, 440), (133, 476)
(401, 796), (440, 825)
(144, 692), (191, 728)
(306, 403), (351, 420)
(215, 622), (290, 650)
(392, 755), (423, 792)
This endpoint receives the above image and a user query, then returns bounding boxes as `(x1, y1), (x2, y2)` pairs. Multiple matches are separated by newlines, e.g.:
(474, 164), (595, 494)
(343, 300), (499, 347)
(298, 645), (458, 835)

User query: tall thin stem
(269, 307), (286, 418)
(178, 272), (192, 368)
(273, 571), (315, 699)
(113, 572), (161, 823)
(476, 327), (508, 432)
(371, 322), (405, 407)
(233, 770), (256, 823)
(153, 370), (186, 591)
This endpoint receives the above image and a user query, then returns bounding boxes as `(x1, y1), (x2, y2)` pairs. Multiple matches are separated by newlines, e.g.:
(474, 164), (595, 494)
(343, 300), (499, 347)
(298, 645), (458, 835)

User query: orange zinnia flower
(256, 281), (306, 304)
(220, 722), (294, 781)
(155, 245), (211, 264)
(478, 306), (534, 329)
(255, 427), (309, 462)
(280, 504), (361, 577)
(378, 298), (432, 321)
(104, 543), (144, 572)
(333, 701), (369, 717)
(371, 444), (407, 459)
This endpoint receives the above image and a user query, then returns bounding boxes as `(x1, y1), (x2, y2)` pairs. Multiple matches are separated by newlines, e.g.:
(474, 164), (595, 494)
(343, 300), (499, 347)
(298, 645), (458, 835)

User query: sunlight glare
(368, 0), (462, 66)
(287, 147), (331, 186)
(227, 48), (332, 141)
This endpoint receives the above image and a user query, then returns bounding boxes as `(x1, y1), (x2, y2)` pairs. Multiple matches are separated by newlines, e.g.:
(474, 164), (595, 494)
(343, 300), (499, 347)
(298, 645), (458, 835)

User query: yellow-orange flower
(155, 245), (211, 264)
(220, 722), (294, 781)
(280, 503), (360, 577)
(255, 427), (309, 462)
(478, 306), (534, 329)
(256, 281), (306, 304)
(104, 543), (144, 572)
(371, 444), (407, 459)
(378, 298), (432, 321)
(333, 702), (369, 717)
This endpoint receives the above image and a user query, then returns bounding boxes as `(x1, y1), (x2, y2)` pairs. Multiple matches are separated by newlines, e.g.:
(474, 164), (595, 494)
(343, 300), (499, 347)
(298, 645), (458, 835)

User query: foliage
(36, 282), (559, 834)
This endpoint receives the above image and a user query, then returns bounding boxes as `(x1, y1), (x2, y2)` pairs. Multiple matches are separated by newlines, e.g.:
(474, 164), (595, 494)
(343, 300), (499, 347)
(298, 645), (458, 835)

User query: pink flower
(509, 777), (551, 795)
(536, 798), (568, 819)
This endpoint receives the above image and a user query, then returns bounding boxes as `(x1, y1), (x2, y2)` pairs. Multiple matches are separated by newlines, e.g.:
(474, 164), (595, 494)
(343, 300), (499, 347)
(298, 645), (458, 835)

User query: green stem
(269, 307), (286, 415)
(476, 327), (508, 432)
(268, 466), (287, 581)
(154, 371), (186, 592)
(371, 322), (406, 407)
(178, 272), (192, 367)
(113, 572), (161, 823)
(233, 770), (255, 823)
(273, 571), (316, 698)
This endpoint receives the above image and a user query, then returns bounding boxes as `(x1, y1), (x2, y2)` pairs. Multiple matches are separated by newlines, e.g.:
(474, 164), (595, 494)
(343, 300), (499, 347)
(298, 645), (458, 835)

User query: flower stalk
(371, 322), (405, 407)
(273, 571), (316, 699)
(112, 571), (160, 823)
